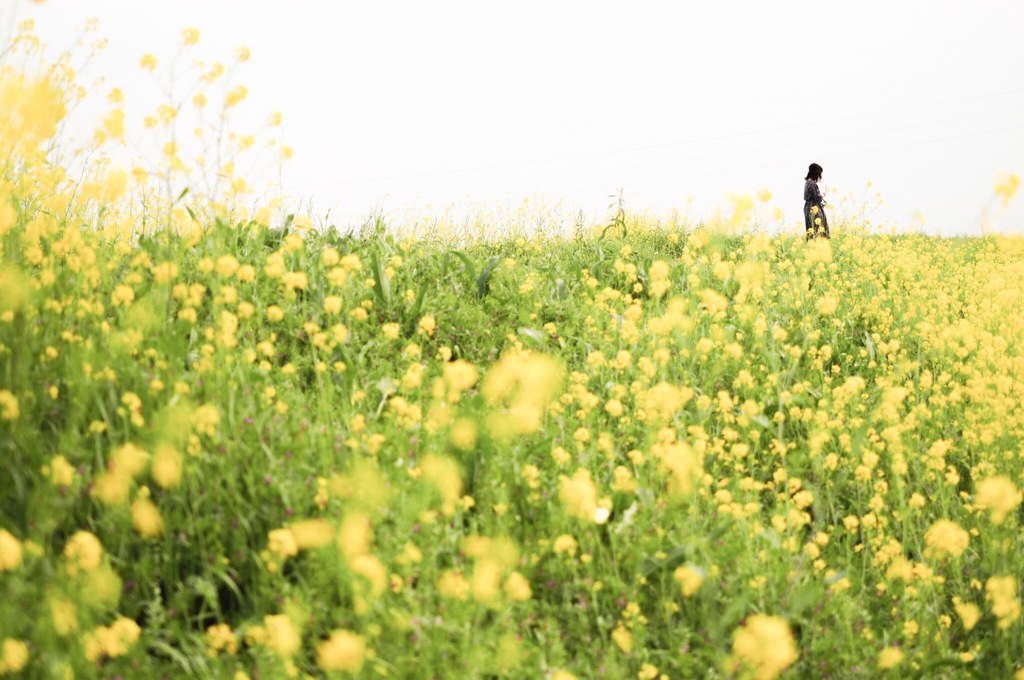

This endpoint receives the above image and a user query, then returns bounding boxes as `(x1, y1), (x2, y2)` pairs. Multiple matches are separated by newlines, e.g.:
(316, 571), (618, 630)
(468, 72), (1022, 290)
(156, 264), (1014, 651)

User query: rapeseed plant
(3, 11), (1024, 679)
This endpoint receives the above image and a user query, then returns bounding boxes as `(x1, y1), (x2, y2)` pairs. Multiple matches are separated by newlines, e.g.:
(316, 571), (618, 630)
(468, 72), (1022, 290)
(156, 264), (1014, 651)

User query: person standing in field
(804, 163), (829, 239)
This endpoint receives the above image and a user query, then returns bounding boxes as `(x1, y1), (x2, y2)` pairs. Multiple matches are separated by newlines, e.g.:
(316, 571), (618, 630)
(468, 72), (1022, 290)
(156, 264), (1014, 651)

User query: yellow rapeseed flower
(816, 294), (839, 315)
(638, 663), (659, 679)
(289, 519), (334, 550)
(471, 558), (501, 604)
(953, 599), (981, 631)
(317, 629), (366, 673)
(553, 534), (578, 556)
(63, 531), (103, 573)
(193, 404), (220, 436)
(151, 444), (183, 489)
(324, 295), (343, 315)
(0, 391), (19, 420)
(48, 595), (78, 636)
(0, 74), (68, 151)
(731, 614), (798, 680)
(131, 498), (165, 538)
(268, 528), (299, 560)
(648, 260), (671, 298)
(338, 513), (372, 560)
(225, 85), (248, 108)
(877, 647), (904, 670)
(417, 315), (437, 337)
(674, 565), (704, 597)
(986, 576), (1021, 629)
(98, 108), (126, 144)
(351, 553), (387, 597)
(262, 613), (301, 658)
(83, 616), (141, 661)
(994, 172), (1019, 208)
(559, 469), (599, 522)
(612, 624), (633, 653)
(281, 271), (307, 291)
(975, 476), (1021, 524)
(923, 520), (970, 559)
(0, 639), (29, 674)
(206, 623), (238, 656)
(0, 530), (22, 572)
(805, 238), (833, 264)
(152, 261), (179, 283)
(504, 571), (532, 601)
(0, 204), (16, 235)
(438, 569), (470, 600)
(215, 254), (240, 278)
(419, 454), (463, 517)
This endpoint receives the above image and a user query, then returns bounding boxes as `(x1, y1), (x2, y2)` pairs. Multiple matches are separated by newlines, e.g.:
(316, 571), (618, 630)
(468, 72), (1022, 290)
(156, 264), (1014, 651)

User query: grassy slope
(2, 217), (1024, 678)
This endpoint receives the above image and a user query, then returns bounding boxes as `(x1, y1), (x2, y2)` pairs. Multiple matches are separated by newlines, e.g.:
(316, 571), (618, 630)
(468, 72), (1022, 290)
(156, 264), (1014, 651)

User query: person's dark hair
(805, 163), (823, 181)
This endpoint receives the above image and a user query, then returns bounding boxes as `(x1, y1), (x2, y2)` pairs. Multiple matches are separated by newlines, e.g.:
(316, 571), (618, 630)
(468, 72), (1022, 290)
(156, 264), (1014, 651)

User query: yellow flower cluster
(3, 13), (1024, 679)
(730, 615), (798, 680)
(317, 629), (366, 672)
(0, 639), (28, 675)
(0, 531), (22, 572)
(83, 617), (141, 661)
(63, 531), (103, 574)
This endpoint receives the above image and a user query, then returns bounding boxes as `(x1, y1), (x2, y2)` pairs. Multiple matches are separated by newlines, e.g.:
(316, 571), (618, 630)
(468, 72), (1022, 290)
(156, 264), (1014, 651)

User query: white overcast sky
(10, 0), (1024, 235)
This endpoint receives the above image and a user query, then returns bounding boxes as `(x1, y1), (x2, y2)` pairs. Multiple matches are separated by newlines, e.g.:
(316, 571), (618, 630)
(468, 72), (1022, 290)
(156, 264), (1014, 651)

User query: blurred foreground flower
(994, 173), (1019, 208)
(0, 531), (22, 572)
(975, 476), (1021, 524)
(730, 614), (798, 680)
(318, 630), (366, 672)
(0, 639), (29, 674)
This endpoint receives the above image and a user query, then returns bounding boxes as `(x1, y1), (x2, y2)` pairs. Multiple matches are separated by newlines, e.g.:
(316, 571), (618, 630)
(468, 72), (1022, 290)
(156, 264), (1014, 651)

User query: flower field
(3, 17), (1024, 680)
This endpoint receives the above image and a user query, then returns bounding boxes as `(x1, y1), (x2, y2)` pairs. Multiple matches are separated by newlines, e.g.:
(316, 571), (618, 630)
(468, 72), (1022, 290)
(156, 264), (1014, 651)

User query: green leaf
(186, 575), (218, 609)
(517, 327), (545, 344)
(757, 529), (782, 549)
(375, 377), (396, 396)
(787, 582), (821, 618)
(554, 278), (568, 301)
(477, 255), (500, 298)
(450, 251), (477, 284)
(640, 544), (692, 578)
(908, 658), (968, 680)
(589, 244), (609, 278)
(148, 640), (197, 674)
(370, 251), (392, 309)
(410, 278), (430, 321)
(749, 414), (772, 428)
(212, 568), (242, 603)
(707, 518), (736, 542)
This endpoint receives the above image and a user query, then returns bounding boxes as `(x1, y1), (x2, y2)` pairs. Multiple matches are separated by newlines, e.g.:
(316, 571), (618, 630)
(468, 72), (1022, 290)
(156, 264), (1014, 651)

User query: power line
(308, 120), (1024, 206)
(288, 86), (1024, 190)
(560, 122), (1024, 197)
